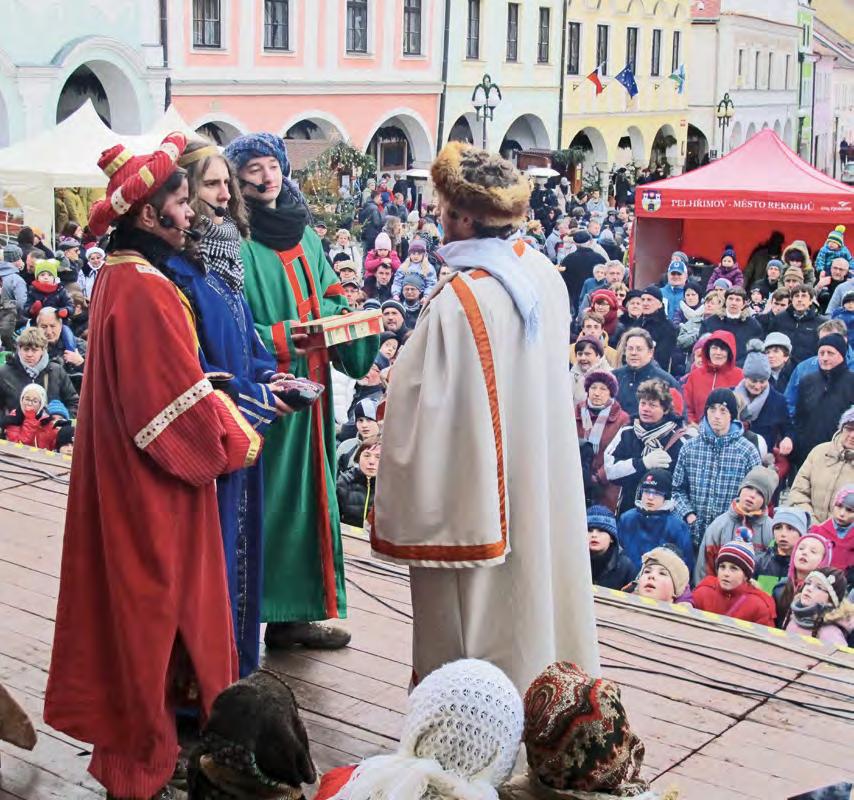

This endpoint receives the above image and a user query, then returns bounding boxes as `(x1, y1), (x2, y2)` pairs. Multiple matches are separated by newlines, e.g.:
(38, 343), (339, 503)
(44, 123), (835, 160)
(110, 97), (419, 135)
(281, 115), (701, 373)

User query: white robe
(369, 241), (600, 691)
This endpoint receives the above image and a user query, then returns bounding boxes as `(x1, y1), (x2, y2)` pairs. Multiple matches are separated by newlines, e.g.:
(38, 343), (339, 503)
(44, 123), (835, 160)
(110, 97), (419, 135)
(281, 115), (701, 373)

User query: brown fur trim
(431, 141), (530, 227)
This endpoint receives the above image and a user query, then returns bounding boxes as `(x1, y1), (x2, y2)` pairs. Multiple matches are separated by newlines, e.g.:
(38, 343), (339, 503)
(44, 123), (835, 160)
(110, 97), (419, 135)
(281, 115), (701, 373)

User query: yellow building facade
(561, 0), (691, 190)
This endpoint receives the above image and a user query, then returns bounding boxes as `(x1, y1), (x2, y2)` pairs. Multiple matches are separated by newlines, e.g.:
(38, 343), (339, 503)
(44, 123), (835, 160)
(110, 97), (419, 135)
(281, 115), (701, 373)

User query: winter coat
(739, 384), (791, 452)
(357, 201), (383, 246)
(754, 548), (791, 594)
(694, 506), (775, 583)
(0, 408), (61, 450)
(692, 575), (776, 627)
(613, 361), (683, 417)
(363, 248), (401, 278)
(0, 261), (27, 310)
(683, 330), (742, 423)
(590, 541), (637, 590)
(78, 264), (101, 300)
(815, 243), (854, 275)
(328, 243), (364, 273)
(639, 308), (678, 372)
(705, 263), (744, 292)
(673, 420), (762, 544)
(769, 359), (795, 394)
(603, 413), (686, 516)
(782, 240), (817, 285)
(0, 354), (79, 416)
(24, 280), (74, 319)
(830, 306), (854, 349)
(578, 276), (609, 308)
(789, 432), (854, 524)
(675, 305), (707, 351)
(618, 504), (694, 574)
(792, 362), (854, 463)
(768, 306), (828, 365)
(699, 311), (764, 366)
(560, 247), (606, 313)
(575, 399), (629, 511)
(752, 276), (780, 299)
(336, 467), (375, 528)
(785, 599), (854, 646)
(810, 517), (854, 576)
(391, 257), (437, 299)
(661, 285), (686, 322)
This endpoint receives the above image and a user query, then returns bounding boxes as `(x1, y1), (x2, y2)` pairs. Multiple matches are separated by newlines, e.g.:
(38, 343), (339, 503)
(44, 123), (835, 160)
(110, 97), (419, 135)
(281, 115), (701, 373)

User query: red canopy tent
(632, 129), (854, 287)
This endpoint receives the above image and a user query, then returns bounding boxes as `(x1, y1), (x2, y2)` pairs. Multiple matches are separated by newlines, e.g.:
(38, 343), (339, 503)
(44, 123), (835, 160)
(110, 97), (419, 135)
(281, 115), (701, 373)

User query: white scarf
(579, 401), (612, 454)
(438, 238), (540, 342)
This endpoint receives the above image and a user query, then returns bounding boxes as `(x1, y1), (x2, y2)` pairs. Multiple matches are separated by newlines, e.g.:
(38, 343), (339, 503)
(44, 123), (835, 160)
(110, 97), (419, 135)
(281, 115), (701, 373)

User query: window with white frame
(506, 3), (519, 62)
(403, 0), (422, 55)
(193, 0), (221, 48)
(264, 0), (289, 51)
(537, 8), (550, 64)
(467, 0), (480, 60)
(346, 0), (368, 53)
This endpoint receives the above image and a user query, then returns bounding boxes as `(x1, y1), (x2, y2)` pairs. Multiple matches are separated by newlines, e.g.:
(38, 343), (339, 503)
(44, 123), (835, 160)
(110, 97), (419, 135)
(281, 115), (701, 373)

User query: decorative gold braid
(179, 144), (221, 167)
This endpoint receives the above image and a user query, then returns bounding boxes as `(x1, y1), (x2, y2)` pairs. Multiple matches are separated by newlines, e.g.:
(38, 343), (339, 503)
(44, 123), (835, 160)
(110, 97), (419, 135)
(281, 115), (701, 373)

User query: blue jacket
(815, 242), (854, 274)
(784, 346), (854, 417)
(617, 503), (695, 575)
(831, 307), (854, 349)
(740, 384), (793, 451)
(661, 284), (685, 322)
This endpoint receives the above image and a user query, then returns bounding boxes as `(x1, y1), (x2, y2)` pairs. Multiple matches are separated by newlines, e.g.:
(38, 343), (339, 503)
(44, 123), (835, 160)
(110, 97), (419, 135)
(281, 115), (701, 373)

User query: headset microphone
(158, 215), (202, 242)
(240, 179), (268, 193)
(202, 198), (228, 218)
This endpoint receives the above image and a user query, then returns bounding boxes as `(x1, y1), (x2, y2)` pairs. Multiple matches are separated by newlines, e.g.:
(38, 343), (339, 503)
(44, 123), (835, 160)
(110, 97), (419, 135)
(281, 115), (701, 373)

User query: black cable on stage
(345, 576), (413, 620)
(600, 662), (854, 720)
(0, 454), (70, 485)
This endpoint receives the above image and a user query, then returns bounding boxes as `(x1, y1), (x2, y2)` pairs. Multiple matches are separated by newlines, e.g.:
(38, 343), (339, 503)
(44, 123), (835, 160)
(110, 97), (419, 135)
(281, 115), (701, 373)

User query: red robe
(44, 250), (261, 798)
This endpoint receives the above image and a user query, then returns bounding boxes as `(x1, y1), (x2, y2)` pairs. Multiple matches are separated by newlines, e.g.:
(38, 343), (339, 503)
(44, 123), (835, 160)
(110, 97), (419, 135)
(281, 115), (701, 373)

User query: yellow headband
(178, 144), (221, 167)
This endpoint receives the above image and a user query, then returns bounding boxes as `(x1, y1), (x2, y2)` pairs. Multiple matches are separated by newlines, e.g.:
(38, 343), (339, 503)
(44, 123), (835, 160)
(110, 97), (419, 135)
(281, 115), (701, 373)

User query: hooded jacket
(792, 363), (854, 463)
(705, 262), (745, 292)
(617, 500), (695, 575)
(0, 353), (79, 417)
(785, 598), (854, 646)
(692, 575), (776, 627)
(782, 240), (816, 285)
(768, 305), (828, 365)
(699, 310), (764, 366)
(0, 406), (62, 450)
(0, 261), (26, 310)
(809, 517), (854, 576)
(683, 331), (743, 423)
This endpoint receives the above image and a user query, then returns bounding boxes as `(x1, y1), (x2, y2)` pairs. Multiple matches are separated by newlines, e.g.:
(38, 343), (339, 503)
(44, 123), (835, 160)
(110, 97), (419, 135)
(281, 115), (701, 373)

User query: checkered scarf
(199, 216), (244, 293)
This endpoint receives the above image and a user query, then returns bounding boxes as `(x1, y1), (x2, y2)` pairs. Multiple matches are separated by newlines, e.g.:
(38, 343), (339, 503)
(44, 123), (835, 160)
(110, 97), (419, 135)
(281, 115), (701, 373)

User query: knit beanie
(33, 258), (59, 280)
(765, 258), (784, 274)
(353, 398), (378, 421)
(685, 278), (704, 301)
(587, 505), (617, 539)
(575, 335), (604, 358)
(721, 246), (736, 261)
(771, 506), (809, 537)
(20, 383), (47, 414)
(637, 468), (672, 500)
(713, 278), (733, 291)
(573, 230), (592, 244)
(786, 531), (833, 583)
(819, 333), (848, 360)
(640, 284), (663, 303)
(624, 288), (643, 304)
(407, 238), (427, 254)
(374, 232), (392, 251)
(716, 529), (755, 577)
(590, 288), (619, 310)
(834, 485), (854, 511)
(381, 299), (406, 317)
(641, 547), (690, 598)
(583, 369), (618, 398)
(362, 298), (382, 311)
(671, 250), (690, 265)
(738, 466), (779, 507)
(783, 266), (804, 283)
(2, 242), (22, 262)
(764, 332), (792, 354)
(804, 569), (847, 608)
(742, 339), (771, 381)
(826, 225), (846, 248)
(331, 660), (522, 800)
(224, 132), (290, 176)
(705, 388), (738, 420)
(522, 662), (649, 795)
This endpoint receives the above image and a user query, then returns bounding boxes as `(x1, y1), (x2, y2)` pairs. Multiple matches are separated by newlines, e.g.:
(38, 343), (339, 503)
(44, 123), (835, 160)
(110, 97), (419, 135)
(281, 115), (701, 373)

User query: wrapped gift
(291, 309), (384, 348)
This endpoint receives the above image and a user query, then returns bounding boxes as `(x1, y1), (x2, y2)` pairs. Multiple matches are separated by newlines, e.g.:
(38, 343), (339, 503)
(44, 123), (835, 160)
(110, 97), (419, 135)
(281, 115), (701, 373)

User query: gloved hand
(642, 449), (672, 469)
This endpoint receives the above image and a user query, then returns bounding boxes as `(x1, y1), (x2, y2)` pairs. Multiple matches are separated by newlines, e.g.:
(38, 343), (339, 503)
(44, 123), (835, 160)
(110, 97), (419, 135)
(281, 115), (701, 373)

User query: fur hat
(587, 505), (617, 539)
(431, 141), (530, 228)
(641, 547), (690, 598)
(826, 224), (846, 248)
(88, 132), (187, 236)
(771, 506), (809, 537)
(584, 369), (617, 397)
(742, 339), (771, 381)
(738, 466), (779, 506)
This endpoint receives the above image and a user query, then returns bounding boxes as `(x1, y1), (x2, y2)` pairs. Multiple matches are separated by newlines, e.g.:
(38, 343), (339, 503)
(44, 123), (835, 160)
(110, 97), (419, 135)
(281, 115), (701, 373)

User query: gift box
(291, 309), (384, 347)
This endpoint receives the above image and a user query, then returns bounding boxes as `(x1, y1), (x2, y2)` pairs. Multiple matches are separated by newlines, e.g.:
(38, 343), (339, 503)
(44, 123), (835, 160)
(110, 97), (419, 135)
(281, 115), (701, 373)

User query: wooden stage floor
(0, 444), (852, 799)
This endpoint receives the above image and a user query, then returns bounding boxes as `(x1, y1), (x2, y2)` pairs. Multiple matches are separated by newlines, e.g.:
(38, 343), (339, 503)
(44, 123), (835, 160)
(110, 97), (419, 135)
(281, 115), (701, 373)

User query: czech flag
(586, 63), (605, 95)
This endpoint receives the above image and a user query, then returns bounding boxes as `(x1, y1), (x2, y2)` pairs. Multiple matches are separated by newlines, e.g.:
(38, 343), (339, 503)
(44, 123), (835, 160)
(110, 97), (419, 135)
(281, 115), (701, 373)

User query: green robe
(242, 227), (378, 621)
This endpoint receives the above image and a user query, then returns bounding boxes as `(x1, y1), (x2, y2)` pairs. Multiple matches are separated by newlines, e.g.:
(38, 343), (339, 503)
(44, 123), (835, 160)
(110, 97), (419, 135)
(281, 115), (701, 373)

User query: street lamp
(716, 92), (735, 156)
(472, 74), (502, 151)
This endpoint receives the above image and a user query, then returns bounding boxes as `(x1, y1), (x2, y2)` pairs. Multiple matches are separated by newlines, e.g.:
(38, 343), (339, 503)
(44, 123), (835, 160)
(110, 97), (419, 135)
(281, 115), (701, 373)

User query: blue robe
(168, 253), (278, 677)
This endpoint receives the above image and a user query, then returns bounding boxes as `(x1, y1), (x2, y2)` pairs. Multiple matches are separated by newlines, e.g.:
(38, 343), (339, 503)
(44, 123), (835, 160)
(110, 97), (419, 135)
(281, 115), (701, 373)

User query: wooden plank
(0, 749), (98, 800)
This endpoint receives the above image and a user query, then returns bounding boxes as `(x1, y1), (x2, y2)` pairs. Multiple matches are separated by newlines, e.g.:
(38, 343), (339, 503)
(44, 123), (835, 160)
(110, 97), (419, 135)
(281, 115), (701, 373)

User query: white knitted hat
(331, 659), (523, 800)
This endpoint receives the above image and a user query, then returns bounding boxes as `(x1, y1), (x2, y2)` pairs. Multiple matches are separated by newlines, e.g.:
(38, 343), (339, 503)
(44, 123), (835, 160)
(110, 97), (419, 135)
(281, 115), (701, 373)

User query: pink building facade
(167, 0), (444, 170)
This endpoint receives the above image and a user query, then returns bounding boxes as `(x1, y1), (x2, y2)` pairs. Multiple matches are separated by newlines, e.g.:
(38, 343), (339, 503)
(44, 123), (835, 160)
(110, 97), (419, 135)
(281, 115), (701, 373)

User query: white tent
(0, 101), (199, 240)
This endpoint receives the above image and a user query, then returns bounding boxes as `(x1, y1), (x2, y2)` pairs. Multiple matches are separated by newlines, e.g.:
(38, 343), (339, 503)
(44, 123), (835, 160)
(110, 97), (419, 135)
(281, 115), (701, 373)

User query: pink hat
(375, 232), (392, 251)
(786, 531), (833, 584)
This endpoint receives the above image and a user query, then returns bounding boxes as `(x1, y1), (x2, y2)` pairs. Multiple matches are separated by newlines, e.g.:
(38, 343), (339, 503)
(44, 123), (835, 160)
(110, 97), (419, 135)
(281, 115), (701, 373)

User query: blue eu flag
(615, 65), (639, 98)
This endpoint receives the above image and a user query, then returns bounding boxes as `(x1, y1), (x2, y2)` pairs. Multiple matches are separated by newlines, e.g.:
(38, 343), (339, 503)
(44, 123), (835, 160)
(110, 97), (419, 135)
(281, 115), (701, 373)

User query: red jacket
(810, 517), (854, 572)
(576, 399), (629, 511)
(363, 248), (402, 277)
(692, 575), (776, 627)
(683, 330), (743, 423)
(2, 408), (59, 450)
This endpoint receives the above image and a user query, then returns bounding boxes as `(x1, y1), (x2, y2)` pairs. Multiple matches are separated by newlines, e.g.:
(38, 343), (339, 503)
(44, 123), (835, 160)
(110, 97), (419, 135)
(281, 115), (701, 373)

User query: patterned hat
(826, 225), (846, 248)
(716, 529), (755, 577)
(88, 132), (187, 236)
(523, 662), (649, 795)
(586, 505), (617, 539)
(834, 485), (854, 511)
(787, 531), (833, 584)
(223, 132), (290, 177)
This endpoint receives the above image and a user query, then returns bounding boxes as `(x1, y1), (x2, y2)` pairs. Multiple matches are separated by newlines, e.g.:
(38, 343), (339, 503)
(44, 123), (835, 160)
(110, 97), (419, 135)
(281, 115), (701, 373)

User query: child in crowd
(0, 384), (65, 450)
(578, 263), (609, 309)
(809, 486), (854, 580)
(336, 435), (381, 528)
(336, 398), (380, 470)
(706, 246), (744, 293)
(617, 469), (694, 574)
(754, 506), (809, 593)
(749, 285), (767, 314)
(587, 505), (636, 590)
(626, 546), (691, 603)
(692, 534), (776, 627)
(363, 232), (401, 278)
(68, 290), (89, 340)
(391, 238), (436, 300)
(772, 531), (834, 627)
(23, 259), (73, 319)
(830, 291), (854, 349)
(783, 568), (852, 646)
(694, 466), (778, 582)
(378, 331), (399, 362)
(815, 225), (854, 275)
